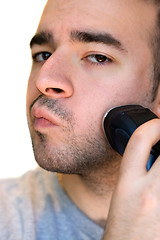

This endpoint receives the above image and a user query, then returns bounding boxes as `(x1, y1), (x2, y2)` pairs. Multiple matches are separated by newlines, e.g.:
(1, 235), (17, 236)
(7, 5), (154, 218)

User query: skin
(27, 0), (160, 237)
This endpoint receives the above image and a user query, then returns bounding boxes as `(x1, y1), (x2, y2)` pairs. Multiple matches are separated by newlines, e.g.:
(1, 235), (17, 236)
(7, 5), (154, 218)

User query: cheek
(71, 74), (151, 137)
(106, 79), (149, 107)
(26, 81), (33, 112)
(26, 73), (41, 111)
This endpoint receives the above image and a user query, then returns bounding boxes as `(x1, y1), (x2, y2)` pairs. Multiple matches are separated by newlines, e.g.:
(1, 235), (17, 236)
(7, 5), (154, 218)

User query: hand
(102, 119), (160, 240)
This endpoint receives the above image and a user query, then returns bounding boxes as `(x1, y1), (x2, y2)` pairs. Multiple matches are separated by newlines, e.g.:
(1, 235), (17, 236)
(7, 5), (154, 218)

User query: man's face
(26, 0), (159, 174)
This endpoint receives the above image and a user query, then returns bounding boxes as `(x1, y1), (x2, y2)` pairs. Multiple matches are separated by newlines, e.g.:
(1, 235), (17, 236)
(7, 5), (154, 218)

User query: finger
(119, 119), (160, 179)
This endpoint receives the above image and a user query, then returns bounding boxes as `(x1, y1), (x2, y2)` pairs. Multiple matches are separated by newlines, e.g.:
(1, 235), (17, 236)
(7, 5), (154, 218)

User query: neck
(59, 158), (121, 228)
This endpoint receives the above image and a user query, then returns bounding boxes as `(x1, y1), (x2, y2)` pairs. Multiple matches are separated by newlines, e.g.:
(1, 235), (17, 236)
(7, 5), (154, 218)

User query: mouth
(34, 117), (55, 129)
(31, 106), (59, 130)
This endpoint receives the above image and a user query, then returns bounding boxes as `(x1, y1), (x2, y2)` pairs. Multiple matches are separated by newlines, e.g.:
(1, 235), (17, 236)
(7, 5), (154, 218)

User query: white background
(0, 0), (47, 178)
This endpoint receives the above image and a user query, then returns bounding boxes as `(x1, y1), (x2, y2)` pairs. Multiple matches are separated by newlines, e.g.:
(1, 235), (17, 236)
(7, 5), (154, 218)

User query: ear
(153, 84), (160, 118)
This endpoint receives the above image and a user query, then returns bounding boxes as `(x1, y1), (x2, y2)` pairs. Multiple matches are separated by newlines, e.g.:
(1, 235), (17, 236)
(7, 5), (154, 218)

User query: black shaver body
(103, 105), (160, 171)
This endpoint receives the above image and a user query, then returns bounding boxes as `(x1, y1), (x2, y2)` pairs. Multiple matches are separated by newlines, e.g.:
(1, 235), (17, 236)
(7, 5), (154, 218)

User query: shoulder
(0, 168), (60, 239)
(0, 167), (59, 205)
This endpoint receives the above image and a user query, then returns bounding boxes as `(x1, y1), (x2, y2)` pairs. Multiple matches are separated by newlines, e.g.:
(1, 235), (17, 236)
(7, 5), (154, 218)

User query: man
(0, 0), (160, 239)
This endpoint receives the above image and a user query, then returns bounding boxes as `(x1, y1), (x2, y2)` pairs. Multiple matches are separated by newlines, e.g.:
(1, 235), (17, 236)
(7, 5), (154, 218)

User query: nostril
(54, 88), (63, 93)
(46, 88), (63, 94)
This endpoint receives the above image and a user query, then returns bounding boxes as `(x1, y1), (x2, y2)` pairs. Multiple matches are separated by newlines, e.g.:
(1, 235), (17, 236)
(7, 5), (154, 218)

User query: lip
(31, 106), (59, 129)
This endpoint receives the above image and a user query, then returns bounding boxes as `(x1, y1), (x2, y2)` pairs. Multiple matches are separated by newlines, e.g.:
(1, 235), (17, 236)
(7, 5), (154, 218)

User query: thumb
(119, 119), (160, 179)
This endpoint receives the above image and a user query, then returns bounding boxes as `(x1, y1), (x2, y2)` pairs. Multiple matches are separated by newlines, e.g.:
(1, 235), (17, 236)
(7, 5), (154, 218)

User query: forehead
(38, 0), (157, 45)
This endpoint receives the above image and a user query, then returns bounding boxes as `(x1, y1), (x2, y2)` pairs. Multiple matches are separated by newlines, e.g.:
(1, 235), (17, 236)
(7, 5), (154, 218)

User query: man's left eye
(84, 54), (112, 65)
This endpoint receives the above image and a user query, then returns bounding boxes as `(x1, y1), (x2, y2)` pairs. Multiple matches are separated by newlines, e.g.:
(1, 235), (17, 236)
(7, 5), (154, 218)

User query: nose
(35, 53), (74, 99)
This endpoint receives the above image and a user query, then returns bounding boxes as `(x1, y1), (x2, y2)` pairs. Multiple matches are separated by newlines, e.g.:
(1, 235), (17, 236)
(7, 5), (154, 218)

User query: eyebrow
(71, 30), (127, 53)
(30, 30), (127, 53)
(30, 31), (53, 48)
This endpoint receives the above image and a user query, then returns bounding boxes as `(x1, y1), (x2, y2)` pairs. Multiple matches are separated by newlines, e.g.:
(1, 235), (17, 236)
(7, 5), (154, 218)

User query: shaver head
(103, 105), (160, 156)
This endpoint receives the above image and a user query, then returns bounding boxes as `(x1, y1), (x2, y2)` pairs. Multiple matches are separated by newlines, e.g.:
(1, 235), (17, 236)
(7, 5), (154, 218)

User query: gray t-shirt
(0, 167), (104, 240)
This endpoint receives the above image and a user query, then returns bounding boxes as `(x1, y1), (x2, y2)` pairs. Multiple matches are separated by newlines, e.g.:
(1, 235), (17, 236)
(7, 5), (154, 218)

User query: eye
(84, 54), (112, 65)
(32, 51), (52, 63)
